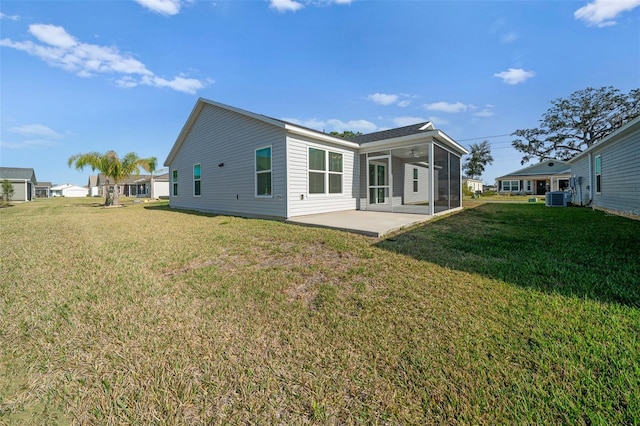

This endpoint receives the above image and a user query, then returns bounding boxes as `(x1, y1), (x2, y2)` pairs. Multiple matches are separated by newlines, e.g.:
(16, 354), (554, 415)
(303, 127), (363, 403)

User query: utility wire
(457, 133), (512, 142)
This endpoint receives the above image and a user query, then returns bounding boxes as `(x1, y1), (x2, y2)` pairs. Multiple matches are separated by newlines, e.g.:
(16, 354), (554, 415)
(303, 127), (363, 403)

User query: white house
(496, 160), (571, 195)
(568, 116), (640, 218)
(50, 184), (88, 197)
(164, 98), (468, 219)
(462, 177), (483, 194)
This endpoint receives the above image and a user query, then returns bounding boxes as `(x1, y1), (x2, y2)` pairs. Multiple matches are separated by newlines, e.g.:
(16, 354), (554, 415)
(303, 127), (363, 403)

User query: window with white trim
(193, 164), (201, 196)
(308, 147), (343, 194)
(502, 180), (520, 192)
(172, 170), (178, 196)
(413, 168), (419, 193)
(595, 155), (601, 193)
(255, 146), (272, 197)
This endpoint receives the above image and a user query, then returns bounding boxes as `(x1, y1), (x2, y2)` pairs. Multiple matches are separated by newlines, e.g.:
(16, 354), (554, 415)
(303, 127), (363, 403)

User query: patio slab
(286, 210), (433, 237)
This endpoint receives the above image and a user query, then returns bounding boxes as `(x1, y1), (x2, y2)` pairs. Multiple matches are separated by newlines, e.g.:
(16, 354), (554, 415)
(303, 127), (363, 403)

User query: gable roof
(35, 182), (52, 187)
(164, 98), (358, 166)
(497, 159), (570, 179)
(568, 116), (640, 163)
(348, 122), (435, 144)
(0, 167), (37, 182)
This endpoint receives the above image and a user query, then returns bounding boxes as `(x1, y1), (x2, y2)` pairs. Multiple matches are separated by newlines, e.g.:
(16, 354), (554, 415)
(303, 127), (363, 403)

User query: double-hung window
(413, 168), (419, 193)
(256, 146), (272, 197)
(502, 180), (519, 192)
(172, 170), (178, 196)
(193, 164), (201, 196)
(595, 155), (602, 193)
(309, 147), (343, 194)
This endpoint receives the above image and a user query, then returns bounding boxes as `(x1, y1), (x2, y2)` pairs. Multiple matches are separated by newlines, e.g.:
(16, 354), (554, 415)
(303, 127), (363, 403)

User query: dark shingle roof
(346, 122), (434, 144)
(0, 167), (37, 181)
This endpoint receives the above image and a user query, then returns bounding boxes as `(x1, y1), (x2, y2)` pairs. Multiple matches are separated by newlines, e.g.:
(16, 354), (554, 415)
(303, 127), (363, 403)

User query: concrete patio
(286, 210), (433, 237)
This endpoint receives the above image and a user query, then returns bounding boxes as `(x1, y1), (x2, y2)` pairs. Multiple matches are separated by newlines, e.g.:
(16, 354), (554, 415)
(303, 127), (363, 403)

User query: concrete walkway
(286, 210), (433, 237)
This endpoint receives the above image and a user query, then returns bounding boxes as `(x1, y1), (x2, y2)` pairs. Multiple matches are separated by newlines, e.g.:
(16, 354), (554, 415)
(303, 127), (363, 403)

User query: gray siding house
(568, 116), (640, 218)
(0, 167), (37, 202)
(164, 98), (468, 219)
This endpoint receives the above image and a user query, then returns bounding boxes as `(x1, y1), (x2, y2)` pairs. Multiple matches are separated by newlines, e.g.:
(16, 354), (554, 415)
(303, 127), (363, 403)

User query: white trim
(285, 124), (360, 149)
(193, 163), (201, 197)
(307, 145), (345, 196)
(171, 169), (178, 197)
(594, 154), (602, 194)
(255, 145), (273, 198)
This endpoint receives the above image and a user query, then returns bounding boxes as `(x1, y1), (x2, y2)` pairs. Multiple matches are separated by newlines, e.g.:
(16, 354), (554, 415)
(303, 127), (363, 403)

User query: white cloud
(270, 0), (353, 12)
(367, 92), (412, 107)
(427, 116), (448, 126)
(134, 0), (183, 15)
(327, 119), (378, 133)
(367, 93), (399, 106)
(575, 0), (640, 27)
(493, 68), (535, 85)
(392, 116), (428, 127)
(270, 0), (304, 12)
(9, 124), (62, 138)
(501, 32), (519, 43)
(0, 139), (61, 149)
(474, 108), (495, 118)
(0, 23), (207, 94)
(0, 12), (20, 20)
(284, 117), (377, 133)
(424, 101), (469, 113)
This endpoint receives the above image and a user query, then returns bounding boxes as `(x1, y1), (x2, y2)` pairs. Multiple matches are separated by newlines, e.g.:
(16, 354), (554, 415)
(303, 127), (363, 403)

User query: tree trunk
(103, 183), (111, 206)
(150, 174), (155, 199)
(112, 184), (120, 206)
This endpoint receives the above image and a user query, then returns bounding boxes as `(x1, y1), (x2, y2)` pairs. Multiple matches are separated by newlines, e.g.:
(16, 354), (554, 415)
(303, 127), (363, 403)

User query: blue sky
(1, 0), (639, 186)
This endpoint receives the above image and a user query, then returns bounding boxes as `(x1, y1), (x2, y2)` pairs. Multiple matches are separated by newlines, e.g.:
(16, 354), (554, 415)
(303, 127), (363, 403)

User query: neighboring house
(35, 182), (52, 198)
(0, 167), (37, 202)
(120, 173), (170, 198)
(164, 98), (468, 219)
(88, 175), (100, 197)
(50, 183), (89, 197)
(483, 184), (497, 192)
(463, 177), (483, 194)
(496, 160), (570, 195)
(568, 116), (640, 217)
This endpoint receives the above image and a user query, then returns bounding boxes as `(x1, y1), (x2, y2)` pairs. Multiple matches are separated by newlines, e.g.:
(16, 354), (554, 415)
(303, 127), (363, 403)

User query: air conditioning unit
(546, 191), (571, 207)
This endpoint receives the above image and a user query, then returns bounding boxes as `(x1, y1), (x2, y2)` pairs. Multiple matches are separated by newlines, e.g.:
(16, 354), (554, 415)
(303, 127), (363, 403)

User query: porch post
(428, 142), (435, 216)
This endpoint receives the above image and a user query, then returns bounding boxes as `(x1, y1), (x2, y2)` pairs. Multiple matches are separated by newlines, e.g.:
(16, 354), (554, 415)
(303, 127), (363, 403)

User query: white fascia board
(285, 124), (360, 149)
(358, 130), (468, 156)
(358, 132), (436, 152)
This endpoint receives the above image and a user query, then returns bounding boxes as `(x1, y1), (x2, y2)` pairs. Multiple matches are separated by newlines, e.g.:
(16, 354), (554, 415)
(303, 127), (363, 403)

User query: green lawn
(1, 198), (638, 424)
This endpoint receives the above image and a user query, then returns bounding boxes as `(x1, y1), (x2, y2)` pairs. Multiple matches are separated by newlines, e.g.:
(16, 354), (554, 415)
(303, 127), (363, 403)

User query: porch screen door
(367, 156), (391, 211)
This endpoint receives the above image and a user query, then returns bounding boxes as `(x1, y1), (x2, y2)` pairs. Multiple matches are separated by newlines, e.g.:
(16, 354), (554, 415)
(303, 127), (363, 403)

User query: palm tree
(68, 151), (157, 206)
(146, 157), (158, 200)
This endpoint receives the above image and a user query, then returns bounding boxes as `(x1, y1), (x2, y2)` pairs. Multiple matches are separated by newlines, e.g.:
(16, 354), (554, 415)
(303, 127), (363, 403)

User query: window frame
(172, 169), (178, 197)
(255, 145), (273, 198)
(193, 163), (201, 197)
(502, 180), (520, 192)
(595, 155), (602, 194)
(307, 146), (344, 196)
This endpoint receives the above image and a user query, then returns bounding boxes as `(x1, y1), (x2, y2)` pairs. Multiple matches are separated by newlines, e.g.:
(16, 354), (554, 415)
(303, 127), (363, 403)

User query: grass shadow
(376, 203), (640, 308)
(143, 203), (222, 218)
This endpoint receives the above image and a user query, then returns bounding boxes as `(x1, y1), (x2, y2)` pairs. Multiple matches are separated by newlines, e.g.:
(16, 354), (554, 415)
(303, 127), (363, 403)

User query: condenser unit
(545, 191), (571, 207)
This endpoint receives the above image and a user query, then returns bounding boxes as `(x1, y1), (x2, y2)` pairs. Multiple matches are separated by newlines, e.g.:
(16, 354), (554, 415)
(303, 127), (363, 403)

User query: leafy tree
(329, 130), (362, 139)
(463, 140), (493, 180)
(68, 151), (157, 206)
(512, 86), (640, 164)
(1, 179), (15, 204)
